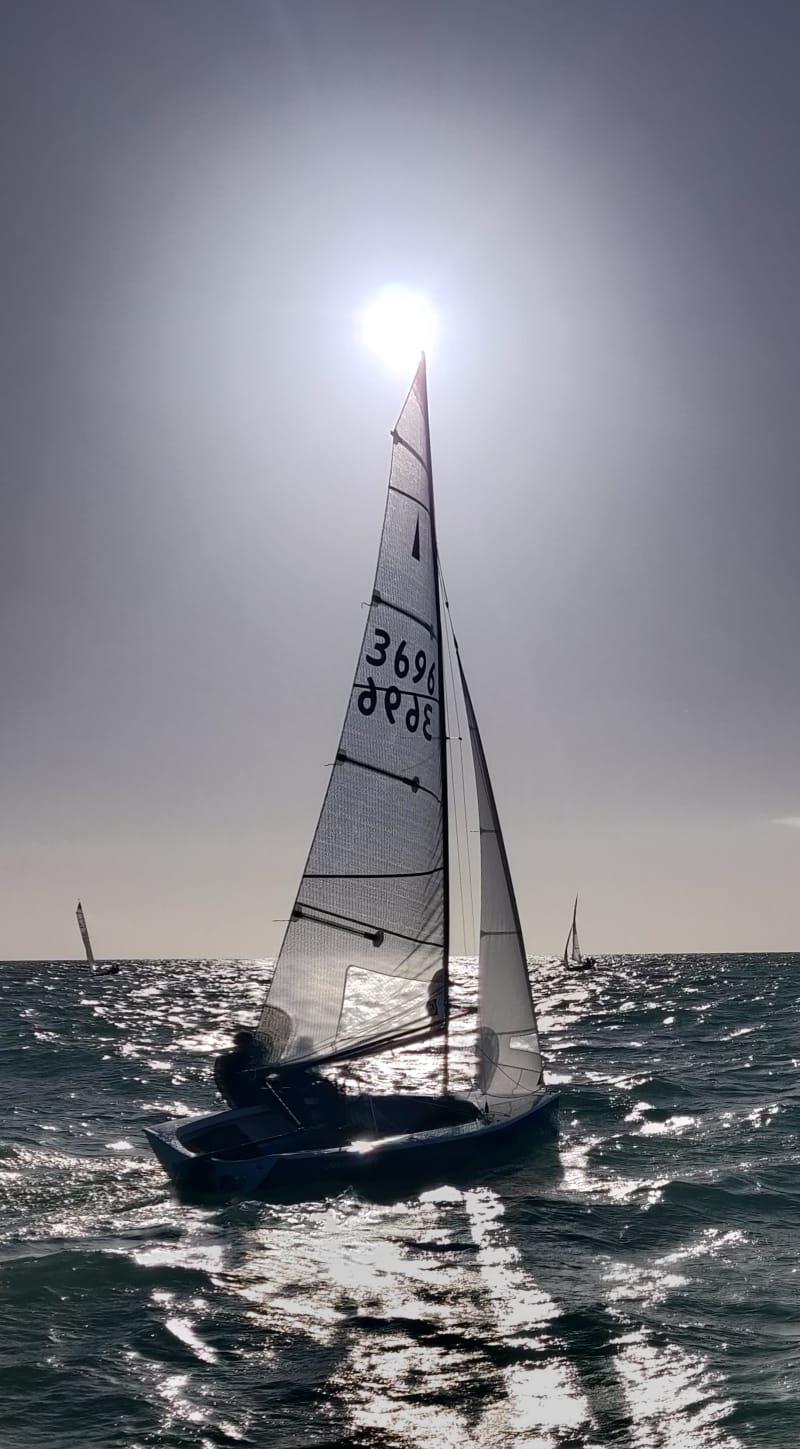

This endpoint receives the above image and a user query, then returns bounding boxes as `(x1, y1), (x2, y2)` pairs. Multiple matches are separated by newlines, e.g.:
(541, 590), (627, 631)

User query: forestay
(460, 662), (543, 1101)
(259, 358), (448, 1067)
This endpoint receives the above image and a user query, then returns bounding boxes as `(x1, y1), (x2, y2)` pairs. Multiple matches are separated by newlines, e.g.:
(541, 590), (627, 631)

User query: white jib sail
(459, 662), (543, 1101)
(76, 901), (94, 965)
(259, 358), (448, 1067)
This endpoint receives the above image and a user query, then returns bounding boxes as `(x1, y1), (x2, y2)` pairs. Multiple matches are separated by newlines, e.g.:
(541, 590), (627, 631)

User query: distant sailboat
(144, 356), (559, 1195)
(562, 895), (595, 972)
(75, 901), (119, 975)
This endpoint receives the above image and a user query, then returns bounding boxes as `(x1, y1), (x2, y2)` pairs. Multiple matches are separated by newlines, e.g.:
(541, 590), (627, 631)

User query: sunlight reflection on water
(2, 954), (797, 1446)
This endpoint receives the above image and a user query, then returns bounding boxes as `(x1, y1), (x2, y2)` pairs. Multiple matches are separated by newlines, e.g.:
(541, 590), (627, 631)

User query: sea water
(0, 955), (797, 1448)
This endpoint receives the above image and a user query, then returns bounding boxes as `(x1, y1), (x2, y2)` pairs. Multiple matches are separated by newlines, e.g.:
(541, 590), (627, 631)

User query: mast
(420, 353), (450, 1094)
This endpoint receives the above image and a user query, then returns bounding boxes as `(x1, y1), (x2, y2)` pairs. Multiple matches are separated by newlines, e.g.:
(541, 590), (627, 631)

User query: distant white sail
(460, 662), (543, 1101)
(76, 901), (94, 966)
(563, 895), (581, 965)
(259, 357), (449, 1068)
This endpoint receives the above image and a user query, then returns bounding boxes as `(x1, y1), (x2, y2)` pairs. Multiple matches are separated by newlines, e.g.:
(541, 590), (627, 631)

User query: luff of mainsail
(76, 900), (94, 966)
(259, 357), (449, 1068)
(458, 660), (544, 1100)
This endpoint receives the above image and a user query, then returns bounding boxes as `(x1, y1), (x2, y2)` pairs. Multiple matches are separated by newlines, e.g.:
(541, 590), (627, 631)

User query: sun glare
(360, 285), (440, 375)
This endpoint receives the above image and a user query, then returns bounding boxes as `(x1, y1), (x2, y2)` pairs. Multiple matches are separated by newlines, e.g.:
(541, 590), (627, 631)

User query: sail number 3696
(357, 628), (436, 738)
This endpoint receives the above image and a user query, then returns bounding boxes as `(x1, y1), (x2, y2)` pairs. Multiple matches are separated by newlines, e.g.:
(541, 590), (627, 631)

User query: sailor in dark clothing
(213, 1029), (348, 1135)
(270, 1064), (346, 1130)
(213, 1028), (269, 1108)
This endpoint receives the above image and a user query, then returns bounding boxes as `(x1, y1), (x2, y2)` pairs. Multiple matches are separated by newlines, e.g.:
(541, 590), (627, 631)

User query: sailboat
(144, 358), (559, 1194)
(76, 900), (120, 975)
(562, 895), (595, 972)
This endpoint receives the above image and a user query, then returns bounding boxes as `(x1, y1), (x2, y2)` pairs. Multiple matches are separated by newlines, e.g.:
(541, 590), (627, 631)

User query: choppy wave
(1, 954), (798, 1447)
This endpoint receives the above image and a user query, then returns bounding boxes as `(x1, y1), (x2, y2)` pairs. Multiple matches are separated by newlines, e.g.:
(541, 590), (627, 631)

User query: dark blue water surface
(1, 955), (797, 1448)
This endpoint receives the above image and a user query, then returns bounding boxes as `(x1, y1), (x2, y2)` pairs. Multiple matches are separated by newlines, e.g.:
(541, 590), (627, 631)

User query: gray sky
(2, 0), (800, 959)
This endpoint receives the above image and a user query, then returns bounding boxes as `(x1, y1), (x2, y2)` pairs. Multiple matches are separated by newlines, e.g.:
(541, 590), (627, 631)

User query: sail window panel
(266, 916), (441, 1061)
(337, 967), (432, 1047)
(508, 1031), (540, 1054)
(475, 1026), (542, 1098)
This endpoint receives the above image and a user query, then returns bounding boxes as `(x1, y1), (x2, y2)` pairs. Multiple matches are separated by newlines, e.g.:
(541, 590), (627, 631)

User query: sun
(360, 285), (440, 376)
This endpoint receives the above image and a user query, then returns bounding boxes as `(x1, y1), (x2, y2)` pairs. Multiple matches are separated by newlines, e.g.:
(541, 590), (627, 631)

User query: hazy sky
(3, 0), (800, 959)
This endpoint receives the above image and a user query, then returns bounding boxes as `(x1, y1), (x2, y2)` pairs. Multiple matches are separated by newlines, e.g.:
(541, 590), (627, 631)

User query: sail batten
(259, 357), (449, 1067)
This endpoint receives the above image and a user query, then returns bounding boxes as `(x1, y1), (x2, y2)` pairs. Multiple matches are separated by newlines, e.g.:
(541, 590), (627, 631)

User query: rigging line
(435, 581), (466, 955)
(445, 684), (468, 957)
(446, 572), (478, 956)
(438, 559), (478, 956)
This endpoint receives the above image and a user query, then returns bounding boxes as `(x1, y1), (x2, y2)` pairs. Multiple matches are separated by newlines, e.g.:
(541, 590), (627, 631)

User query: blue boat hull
(144, 1090), (560, 1198)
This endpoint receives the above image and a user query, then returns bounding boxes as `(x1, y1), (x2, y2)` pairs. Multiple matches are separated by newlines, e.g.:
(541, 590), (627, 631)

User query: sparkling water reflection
(1, 954), (798, 1447)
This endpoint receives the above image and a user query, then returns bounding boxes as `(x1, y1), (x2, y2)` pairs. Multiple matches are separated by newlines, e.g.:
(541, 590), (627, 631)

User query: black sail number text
(364, 627), (435, 694)
(357, 678), (436, 740)
(365, 628), (390, 668)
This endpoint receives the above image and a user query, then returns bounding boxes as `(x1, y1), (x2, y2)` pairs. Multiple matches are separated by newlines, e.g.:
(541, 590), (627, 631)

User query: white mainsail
(259, 358), (449, 1067)
(76, 900), (94, 966)
(459, 662), (543, 1102)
